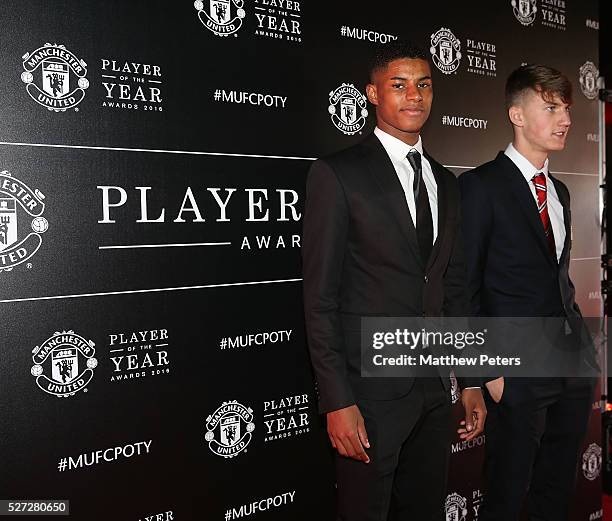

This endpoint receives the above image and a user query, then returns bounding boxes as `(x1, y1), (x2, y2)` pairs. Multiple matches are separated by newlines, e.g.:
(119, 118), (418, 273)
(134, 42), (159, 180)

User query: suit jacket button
(424, 276), (429, 283)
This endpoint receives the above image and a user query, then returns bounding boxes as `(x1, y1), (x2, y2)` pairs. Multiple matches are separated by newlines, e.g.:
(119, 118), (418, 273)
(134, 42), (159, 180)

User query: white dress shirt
(504, 143), (566, 262)
(374, 127), (438, 243)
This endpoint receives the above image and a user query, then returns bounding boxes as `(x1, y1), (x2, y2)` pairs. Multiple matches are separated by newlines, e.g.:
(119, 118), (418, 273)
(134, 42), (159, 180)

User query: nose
(559, 109), (571, 127)
(405, 82), (422, 102)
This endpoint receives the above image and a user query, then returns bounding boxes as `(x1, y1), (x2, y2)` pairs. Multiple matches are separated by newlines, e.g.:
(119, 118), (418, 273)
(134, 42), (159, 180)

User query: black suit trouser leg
(335, 378), (451, 521)
(480, 379), (593, 521)
(525, 379), (595, 521)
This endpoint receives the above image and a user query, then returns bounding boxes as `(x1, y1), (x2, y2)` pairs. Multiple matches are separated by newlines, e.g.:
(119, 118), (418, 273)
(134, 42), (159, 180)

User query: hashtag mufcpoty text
(225, 491), (296, 520)
(213, 89), (287, 108)
(220, 329), (292, 350)
(58, 440), (152, 472)
(339, 25), (398, 43)
(442, 115), (488, 129)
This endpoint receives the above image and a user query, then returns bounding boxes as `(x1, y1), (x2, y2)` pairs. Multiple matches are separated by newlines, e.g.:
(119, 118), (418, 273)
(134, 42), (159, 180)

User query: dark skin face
(366, 58), (433, 146)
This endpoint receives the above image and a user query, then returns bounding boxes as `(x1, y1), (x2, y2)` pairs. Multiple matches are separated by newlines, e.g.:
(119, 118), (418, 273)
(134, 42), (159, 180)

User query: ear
(508, 105), (523, 127)
(366, 83), (378, 106)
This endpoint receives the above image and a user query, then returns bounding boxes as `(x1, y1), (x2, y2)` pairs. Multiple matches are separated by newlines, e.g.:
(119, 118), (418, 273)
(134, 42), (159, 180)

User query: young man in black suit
(302, 41), (486, 521)
(460, 64), (597, 521)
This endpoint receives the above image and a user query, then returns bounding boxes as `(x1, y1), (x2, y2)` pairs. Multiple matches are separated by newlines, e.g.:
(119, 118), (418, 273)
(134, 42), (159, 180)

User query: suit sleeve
(459, 171), (493, 316)
(454, 171), (495, 388)
(302, 159), (355, 414)
(557, 182), (600, 372)
(558, 183), (583, 317)
(442, 175), (482, 389)
(442, 182), (470, 317)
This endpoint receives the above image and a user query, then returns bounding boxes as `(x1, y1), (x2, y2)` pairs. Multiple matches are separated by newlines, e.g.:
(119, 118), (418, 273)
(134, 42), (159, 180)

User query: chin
(398, 117), (426, 131)
(398, 123), (424, 134)
(549, 141), (567, 151)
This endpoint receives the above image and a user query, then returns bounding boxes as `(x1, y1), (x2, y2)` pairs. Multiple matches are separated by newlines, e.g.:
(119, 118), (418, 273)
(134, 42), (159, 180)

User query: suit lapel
(424, 150), (446, 271)
(361, 134), (422, 267)
(497, 152), (556, 267)
(549, 174), (571, 263)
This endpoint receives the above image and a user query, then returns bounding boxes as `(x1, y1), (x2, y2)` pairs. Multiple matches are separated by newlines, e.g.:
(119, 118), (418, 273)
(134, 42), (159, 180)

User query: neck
(377, 122), (420, 146)
(512, 138), (548, 170)
(397, 133), (419, 146)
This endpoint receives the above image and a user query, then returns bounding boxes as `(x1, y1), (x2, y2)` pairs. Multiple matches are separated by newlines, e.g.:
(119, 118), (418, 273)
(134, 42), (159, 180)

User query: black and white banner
(0, 1), (601, 519)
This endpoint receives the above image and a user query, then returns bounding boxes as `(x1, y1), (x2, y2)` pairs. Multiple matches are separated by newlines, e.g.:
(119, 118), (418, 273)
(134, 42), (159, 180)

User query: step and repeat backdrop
(0, 1), (603, 520)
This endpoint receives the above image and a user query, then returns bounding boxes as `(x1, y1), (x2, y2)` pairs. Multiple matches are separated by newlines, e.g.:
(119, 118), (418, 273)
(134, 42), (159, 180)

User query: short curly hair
(368, 40), (429, 82)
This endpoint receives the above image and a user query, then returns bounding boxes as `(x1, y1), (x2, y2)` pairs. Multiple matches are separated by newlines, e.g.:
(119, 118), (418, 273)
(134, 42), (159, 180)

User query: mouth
(553, 130), (568, 137)
(400, 107), (424, 116)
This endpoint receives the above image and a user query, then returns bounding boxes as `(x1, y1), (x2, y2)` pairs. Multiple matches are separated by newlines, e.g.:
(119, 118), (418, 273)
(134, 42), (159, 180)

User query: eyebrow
(389, 76), (432, 81)
(544, 101), (570, 107)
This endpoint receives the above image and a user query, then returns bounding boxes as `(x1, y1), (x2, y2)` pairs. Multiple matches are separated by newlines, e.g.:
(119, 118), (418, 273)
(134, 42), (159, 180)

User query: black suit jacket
(302, 134), (471, 414)
(459, 152), (597, 378)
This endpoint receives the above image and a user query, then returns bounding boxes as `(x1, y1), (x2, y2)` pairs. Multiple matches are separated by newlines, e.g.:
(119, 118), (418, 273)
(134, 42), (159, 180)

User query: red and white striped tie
(531, 172), (556, 257)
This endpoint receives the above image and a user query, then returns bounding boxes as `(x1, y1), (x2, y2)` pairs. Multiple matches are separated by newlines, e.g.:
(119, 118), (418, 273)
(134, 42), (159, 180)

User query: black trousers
(335, 378), (452, 521)
(480, 377), (595, 521)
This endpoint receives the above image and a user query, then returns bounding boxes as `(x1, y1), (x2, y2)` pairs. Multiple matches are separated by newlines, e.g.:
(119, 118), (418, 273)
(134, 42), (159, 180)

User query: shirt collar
(504, 142), (549, 182)
(374, 127), (424, 163)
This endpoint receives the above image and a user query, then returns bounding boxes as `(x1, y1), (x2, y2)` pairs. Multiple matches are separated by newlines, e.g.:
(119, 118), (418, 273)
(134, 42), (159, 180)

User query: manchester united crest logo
(21, 43), (89, 112)
(511, 0), (537, 26)
(445, 492), (468, 521)
(582, 443), (602, 481)
(430, 28), (462, 75)
(328, 83), (369, 136)
(579, 61), (599, 100)
(31, 331), (97, 398)
(194, 0), (245, 37)
(0, 170), (48, 272)
(205, 400), (255, 458)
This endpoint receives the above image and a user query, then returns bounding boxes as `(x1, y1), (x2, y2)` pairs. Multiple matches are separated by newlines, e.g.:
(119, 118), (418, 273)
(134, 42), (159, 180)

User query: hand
(326, 404), (370, 463)
(457, 388), (486, 440)
(485, 377), (504, 404)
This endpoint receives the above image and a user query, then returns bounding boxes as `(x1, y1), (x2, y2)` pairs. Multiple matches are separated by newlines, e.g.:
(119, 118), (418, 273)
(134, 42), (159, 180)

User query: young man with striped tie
(460, 64), (597, 520)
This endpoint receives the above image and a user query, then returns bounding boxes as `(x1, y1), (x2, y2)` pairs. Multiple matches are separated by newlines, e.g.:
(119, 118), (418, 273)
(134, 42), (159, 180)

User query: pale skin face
(486, 89), (572, 402)
(366, 58), (433, 146)
(509, 89), (572, 169)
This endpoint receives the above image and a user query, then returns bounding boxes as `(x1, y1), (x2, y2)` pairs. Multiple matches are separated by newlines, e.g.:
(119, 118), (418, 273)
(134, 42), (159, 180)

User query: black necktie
(406, 149), (433, 265)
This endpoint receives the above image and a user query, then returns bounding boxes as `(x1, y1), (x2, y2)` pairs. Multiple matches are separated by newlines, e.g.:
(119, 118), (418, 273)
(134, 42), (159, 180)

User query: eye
(392, 83), (404, 89)
(546, 106), (556, 112)
(418, 82), (431, 89)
